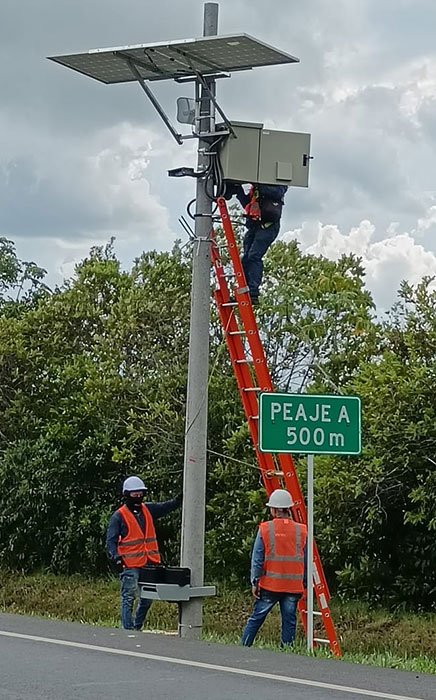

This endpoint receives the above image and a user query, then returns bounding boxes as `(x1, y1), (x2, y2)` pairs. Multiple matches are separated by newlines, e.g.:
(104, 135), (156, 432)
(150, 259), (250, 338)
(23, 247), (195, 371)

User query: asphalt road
(0, 613), (434, 700)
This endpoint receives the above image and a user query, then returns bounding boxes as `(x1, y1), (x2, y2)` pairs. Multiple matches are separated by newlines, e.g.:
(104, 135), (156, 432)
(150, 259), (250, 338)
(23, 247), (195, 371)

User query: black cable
(186, 133), (227, 219)
(214, 150), (226, 197)
(187, 199), (196, 220)
(204, 135), (227, 201)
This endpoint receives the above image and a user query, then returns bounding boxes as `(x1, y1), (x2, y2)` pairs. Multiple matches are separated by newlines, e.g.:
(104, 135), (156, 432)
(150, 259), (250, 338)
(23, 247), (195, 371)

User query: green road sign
(259, 393), (361, 455)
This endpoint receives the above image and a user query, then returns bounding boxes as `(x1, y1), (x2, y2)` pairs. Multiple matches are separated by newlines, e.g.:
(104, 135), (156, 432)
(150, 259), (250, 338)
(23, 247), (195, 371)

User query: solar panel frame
(48, 34), (299, 84)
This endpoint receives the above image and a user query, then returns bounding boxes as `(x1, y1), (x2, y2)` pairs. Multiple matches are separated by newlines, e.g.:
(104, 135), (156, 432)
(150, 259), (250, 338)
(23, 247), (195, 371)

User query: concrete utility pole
(179, 2), (219, 640)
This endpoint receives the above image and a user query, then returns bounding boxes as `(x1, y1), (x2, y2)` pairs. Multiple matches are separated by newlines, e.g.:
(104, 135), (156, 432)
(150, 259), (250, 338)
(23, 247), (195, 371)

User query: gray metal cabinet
(219, 121), (311, 187)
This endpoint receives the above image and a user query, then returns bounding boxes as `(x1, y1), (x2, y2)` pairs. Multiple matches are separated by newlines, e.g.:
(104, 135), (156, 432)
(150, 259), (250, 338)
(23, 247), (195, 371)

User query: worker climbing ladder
(211, 196), (341, 657)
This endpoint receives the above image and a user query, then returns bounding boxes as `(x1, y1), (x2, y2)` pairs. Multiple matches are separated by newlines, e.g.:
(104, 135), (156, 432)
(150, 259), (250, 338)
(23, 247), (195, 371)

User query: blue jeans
(241, 589), (300, 646)
(241, 221), (280, 298)
(120, 568), (152, 630)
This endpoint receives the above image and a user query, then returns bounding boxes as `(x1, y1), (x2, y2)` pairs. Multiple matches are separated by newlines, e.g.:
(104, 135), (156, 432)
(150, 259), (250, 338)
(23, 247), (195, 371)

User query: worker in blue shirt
(106, 475), (181, 630)
(250, 526), (308, 592)
(242, 489), (308, 647)
(224, 181), (288, 304)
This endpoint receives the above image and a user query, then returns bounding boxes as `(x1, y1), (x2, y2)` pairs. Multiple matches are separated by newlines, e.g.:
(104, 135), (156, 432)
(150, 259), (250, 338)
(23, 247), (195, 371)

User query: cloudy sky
(1, 0), (436, 309)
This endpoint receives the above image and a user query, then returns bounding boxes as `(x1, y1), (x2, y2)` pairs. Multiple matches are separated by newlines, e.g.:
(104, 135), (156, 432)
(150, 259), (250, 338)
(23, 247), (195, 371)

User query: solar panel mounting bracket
(174, 73), (230, 84)
(114, 51), (234, 144)
(118, 54), (184, 145)
(191, 69), (236, 138)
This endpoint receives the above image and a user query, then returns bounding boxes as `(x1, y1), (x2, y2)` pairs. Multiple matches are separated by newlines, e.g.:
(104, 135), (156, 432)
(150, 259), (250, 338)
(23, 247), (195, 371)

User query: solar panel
(48, 34), (299, 84)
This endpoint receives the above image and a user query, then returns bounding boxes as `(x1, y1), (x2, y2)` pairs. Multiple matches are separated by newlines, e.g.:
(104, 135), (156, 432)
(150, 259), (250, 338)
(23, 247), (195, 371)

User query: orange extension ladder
(211, 196), (341, 656)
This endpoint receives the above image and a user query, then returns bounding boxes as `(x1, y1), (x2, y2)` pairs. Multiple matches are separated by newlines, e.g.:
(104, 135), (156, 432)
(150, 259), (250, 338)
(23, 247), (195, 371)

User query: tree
(313, 278), (436, 607)
(0, 237), (49, 317)
(0, 236), (377, 581)
(0, 242), (191, 572)
(260, 242), (376, 391)
(2, 234), (434, 609)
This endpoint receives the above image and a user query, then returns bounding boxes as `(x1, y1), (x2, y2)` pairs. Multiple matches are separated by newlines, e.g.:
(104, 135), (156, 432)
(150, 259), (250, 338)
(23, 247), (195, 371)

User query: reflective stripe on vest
(258, 518), (307, 594)
(263, 572), (302, 580)
(117, 504), (161, 568)
(118, 538), (145, 548)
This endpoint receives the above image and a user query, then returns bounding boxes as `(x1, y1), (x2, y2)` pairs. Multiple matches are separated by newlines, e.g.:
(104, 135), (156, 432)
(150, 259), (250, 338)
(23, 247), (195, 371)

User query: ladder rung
(235, 359), (253, 364)
(249, 415), (259, 420)
(303, 611), (322, 616)
(314, 638), (330, 644)
(221, 302), (237, 307)
(228, 330), (245, 336)
(243, 387), (260, 392)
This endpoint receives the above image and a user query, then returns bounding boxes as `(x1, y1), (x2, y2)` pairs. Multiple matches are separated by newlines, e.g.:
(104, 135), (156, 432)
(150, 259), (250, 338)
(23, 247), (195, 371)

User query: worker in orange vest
(106, 476), (181, 630)
(241, 489), (307, 646)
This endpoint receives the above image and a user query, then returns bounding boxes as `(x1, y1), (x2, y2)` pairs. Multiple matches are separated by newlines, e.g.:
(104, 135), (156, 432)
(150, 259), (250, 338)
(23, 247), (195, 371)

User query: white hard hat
(266, 489), (293, 509)
(123, 476), (146, 492)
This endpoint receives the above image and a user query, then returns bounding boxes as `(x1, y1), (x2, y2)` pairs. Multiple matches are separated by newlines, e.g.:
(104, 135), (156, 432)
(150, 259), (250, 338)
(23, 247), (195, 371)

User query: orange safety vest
(258, 518), (307, 594)
(117, 504), (161, 568)
(244, 186), (261, 220)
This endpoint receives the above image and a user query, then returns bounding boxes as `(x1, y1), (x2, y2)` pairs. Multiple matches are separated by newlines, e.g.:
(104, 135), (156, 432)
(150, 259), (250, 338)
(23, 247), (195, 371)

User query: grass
(1, 571), (435, 674)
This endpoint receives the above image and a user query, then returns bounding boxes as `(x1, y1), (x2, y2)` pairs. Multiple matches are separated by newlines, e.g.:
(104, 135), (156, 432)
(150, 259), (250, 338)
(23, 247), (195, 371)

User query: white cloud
(0, 119), (178, 243)
(7, 121), (190, 287)
(2, 0), (436, 306)
(418, 205), (436, 232)
(283, 212), (436, 310)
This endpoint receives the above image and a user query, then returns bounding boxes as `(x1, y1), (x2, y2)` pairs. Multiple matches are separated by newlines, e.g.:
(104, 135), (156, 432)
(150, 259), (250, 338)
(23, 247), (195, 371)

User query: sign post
(259, 392), (361, 650)
(306, 452), (314, 652)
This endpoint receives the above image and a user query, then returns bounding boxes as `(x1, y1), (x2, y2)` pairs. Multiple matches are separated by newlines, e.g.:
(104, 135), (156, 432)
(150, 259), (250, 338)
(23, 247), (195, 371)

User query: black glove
(223, 181), (244, 201)
(112, 557), (124, 574)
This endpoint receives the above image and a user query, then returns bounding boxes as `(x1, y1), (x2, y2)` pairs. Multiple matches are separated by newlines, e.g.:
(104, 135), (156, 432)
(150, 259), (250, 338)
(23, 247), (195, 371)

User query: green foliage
(0, 236), (435, 610)
(313, 278), (436, 607)
(0, 241), (191, 572)
(260, 243), (376, 391)
(0, 237), (49, 317)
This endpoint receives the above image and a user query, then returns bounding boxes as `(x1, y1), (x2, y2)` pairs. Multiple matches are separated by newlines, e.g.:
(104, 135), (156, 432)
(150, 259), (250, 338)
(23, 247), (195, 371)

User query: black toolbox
(162, 566), (191, 586)
(139, 565), (191, 586)
(138, 565), (165, 583)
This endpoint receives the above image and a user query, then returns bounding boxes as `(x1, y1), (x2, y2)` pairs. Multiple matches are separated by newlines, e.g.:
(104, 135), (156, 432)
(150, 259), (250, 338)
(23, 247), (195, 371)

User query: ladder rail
(212, 198), (341, 657)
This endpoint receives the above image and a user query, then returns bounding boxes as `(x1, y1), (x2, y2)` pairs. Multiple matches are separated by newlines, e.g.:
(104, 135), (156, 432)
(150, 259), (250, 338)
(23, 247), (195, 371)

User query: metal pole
(307, 453), (314, 652)
(179, 2), (219, 640)
(203, 2), (219, 36)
